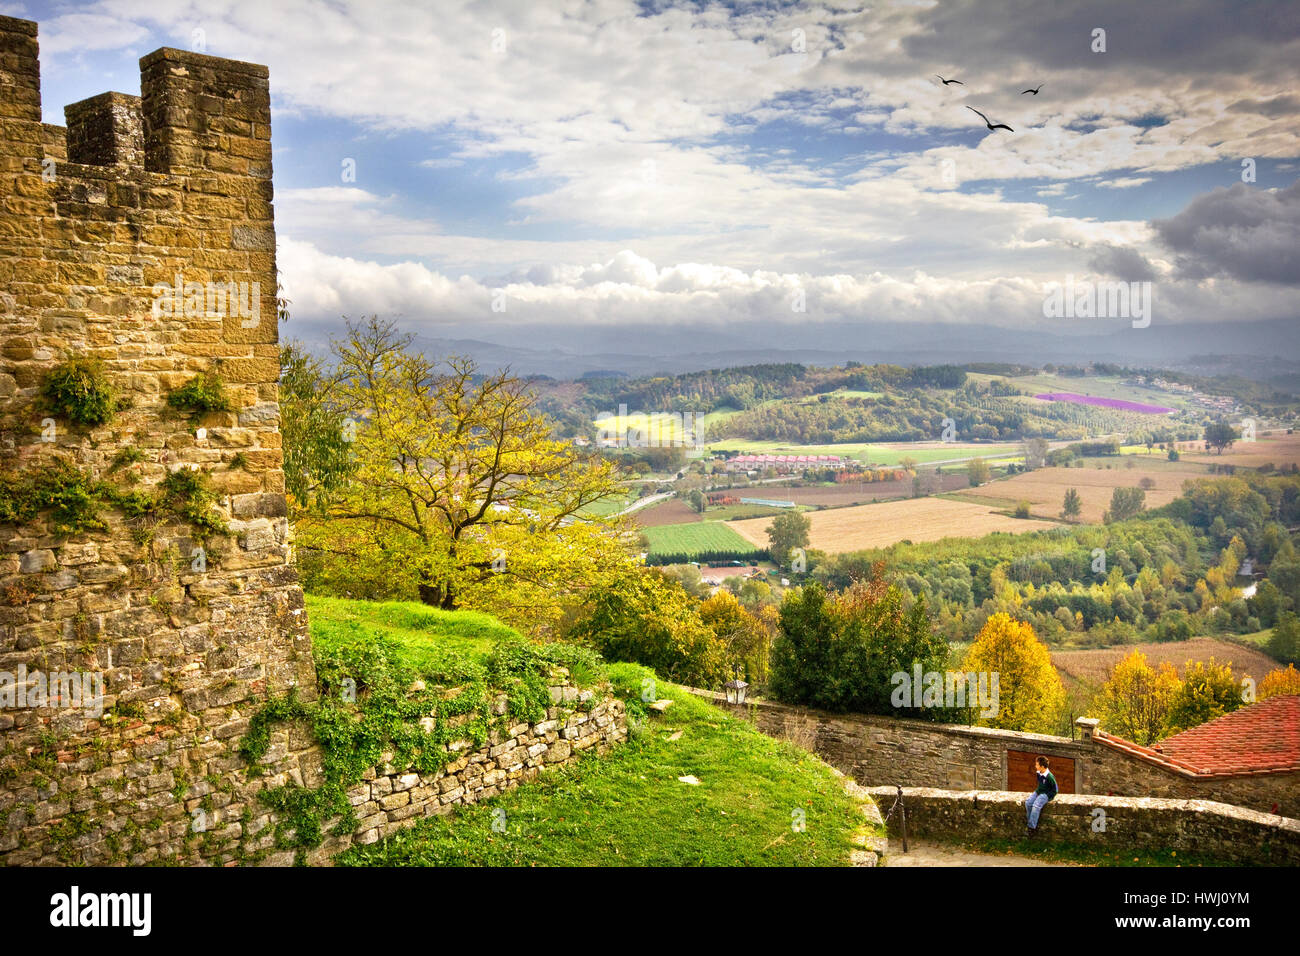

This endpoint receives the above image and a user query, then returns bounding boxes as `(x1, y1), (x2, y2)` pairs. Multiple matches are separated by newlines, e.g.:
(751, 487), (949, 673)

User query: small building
(722, 453), (847, 474)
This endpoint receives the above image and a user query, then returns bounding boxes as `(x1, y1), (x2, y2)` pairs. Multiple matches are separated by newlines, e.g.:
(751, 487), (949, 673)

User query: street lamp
(723, 673), (749, 706)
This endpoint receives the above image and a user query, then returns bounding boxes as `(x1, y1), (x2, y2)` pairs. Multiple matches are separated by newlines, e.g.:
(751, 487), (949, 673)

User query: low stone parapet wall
(866, 787), (1300, 866)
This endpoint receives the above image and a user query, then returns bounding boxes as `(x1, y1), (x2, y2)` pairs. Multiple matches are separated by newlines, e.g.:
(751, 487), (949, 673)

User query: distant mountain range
(391, 317), (1299, 387)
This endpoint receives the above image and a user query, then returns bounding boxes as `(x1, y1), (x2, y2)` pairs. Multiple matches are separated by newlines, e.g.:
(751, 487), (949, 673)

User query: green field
(701, 503), (808, 521)
(578, 493), (635, 517)
(593, 411), (702, 444)
(642, 520), (761, 557)
(968, 372), (1201, 414)
(339, 663), (874, 867)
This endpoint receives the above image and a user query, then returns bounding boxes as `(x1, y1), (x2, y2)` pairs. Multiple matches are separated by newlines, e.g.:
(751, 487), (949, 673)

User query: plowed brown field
(728, 496), (1060, 553)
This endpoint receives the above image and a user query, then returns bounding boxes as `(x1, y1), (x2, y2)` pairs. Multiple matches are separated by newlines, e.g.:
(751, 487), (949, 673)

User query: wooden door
(1007, 749), (1075, 794)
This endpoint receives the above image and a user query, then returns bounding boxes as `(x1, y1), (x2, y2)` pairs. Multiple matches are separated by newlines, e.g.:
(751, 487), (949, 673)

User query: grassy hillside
(305, 597), (877, 866)
(339, 662), (875, 866)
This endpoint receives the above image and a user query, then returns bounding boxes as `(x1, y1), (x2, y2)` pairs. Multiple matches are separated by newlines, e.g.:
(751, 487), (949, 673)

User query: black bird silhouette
(935, 74), (964, 86)
(1021, 84), (1043, 95)
(966, 106), (1013, 132)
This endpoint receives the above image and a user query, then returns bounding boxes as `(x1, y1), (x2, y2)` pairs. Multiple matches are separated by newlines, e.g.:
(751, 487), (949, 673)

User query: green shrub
(567, 570), (729, 688)
(109, 446), (147, 470)
(167, 371), (232, 417)
(41, 359), (119, 426)
(769, 579), (951, 715)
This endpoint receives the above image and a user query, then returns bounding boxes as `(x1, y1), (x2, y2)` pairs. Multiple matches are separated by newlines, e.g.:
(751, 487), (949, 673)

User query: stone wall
(0, 18), (635, 867)
(310, 686), (628, 862)
(0, 16), (318, 865)
(868, 787), (1300, 866)
(694, 692), (1300, 818)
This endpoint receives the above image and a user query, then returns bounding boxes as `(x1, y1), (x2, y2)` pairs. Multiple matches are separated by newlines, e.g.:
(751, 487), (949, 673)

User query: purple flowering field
(1034, 392), (1175, 415)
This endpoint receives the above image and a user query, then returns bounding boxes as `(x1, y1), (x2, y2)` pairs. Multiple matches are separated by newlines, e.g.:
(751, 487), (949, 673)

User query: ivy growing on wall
(40, 358), (123, 427)
(166, 371), (233, 418)
(0, 458), (227, 539)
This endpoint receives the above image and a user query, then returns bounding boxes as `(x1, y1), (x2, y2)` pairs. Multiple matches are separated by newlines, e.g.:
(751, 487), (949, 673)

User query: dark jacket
(1033, 770), (1058, 800)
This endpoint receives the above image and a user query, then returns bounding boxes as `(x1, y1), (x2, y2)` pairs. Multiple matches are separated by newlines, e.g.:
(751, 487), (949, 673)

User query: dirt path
(885, 840), (1080, 867)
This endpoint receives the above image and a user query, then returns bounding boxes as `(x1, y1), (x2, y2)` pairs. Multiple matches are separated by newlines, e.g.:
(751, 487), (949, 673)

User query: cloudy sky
(12, 0), (1300, 367)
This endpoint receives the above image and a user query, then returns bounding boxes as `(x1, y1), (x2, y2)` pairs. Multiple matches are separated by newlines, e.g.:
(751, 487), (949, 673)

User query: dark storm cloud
(1152, 180), (1300, 285)
(1088, 244), (1157, 282)
(1228, 95), (1300, 117)
(903, 0), (1300, 73)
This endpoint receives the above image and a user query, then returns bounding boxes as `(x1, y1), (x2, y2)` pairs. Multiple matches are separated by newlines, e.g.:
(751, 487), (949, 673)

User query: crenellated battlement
(1, 16), (272, 184)
(64, 92), (143, 169)
(0, 17), (316, 867)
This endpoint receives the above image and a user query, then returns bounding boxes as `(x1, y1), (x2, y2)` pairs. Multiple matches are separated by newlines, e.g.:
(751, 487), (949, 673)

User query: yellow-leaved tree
(1260, 664), (1300, 700)
(699, 589), (776, 684)
(1097, 650), (1180, 744)
(294, 317), (634, 631)
(962, 612), (1065, 733)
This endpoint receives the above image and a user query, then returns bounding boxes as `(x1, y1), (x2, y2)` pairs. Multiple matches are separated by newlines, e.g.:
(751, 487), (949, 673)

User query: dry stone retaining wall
(312, 686), (627, 861)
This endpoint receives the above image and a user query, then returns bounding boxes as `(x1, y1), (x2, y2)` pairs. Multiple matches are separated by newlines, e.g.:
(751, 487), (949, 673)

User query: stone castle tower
(0, 16), (319, 864)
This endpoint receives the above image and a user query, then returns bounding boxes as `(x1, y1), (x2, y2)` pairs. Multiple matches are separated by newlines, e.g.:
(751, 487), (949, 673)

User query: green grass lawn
(307, 594), (523, 669)
(1228, 628), (1273, 648)
(641, 520), (761, 557)
(338, 663), (874, 866)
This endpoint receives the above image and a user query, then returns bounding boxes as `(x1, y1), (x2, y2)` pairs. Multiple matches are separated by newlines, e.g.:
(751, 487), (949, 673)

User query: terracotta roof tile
(1098, 695), (1300, 777)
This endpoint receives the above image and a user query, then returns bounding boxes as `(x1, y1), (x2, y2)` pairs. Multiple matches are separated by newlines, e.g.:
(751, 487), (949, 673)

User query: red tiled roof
(1097, 695), (1300, 778)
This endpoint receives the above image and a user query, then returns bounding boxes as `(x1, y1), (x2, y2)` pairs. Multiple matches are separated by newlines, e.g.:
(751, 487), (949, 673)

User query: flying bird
(935, 74), (964, 85)
(1021, 84), (1043, 95)
(966, 106), (1014, 132)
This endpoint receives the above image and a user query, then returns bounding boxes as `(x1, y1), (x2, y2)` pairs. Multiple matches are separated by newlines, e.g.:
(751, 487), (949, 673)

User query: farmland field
(965, 460), (1210, 522)
(578, 493), (636, 517)
(632, 498), (700, 526)
(1050, 638), (1282, 694)
(1178, 430), (1300, 469)
(641, 520), (760, 557)
(703, 438), (1021, 465)
(1033, 392), (1175, 415)
(592, 411), (702, 445)
(727, 496), (1060, 554)
(741, 474), (972, 507)
(968, 372), (1204, 414)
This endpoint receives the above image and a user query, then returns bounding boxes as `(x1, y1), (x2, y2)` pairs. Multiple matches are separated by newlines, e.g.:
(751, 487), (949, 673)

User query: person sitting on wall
(1024, 755), (1058, 837)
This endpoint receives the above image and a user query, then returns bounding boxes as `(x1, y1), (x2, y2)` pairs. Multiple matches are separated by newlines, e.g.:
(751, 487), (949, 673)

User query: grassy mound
(339, 661), (876, 866)
(306, 594), (525, 668)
